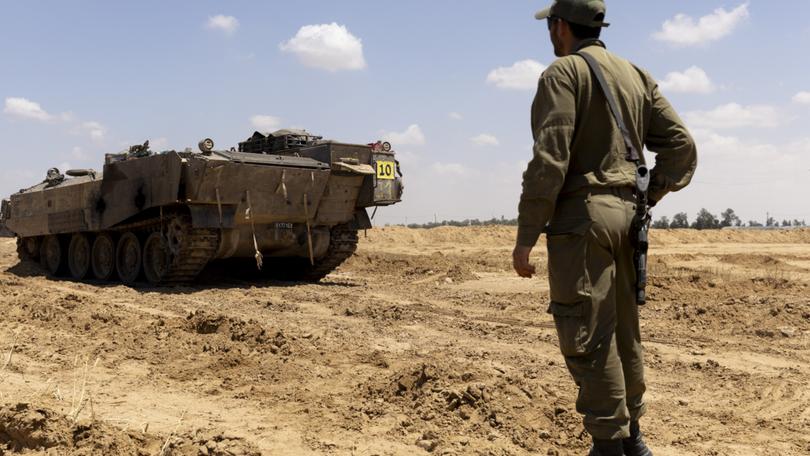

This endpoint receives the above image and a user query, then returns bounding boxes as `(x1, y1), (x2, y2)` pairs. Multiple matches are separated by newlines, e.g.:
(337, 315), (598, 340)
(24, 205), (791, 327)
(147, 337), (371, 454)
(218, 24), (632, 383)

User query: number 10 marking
(376, 161), (395, 180)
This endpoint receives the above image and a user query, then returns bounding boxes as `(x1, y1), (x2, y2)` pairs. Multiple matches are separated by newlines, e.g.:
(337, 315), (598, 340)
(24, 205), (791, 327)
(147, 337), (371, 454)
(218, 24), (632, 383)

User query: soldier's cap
(535, 0), (610, 28)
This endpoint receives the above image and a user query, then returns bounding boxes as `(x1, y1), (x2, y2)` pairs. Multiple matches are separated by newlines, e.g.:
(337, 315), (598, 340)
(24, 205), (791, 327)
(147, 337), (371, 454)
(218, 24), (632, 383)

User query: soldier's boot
(588, 439), (625, 456)
(622, 421), (652, 456)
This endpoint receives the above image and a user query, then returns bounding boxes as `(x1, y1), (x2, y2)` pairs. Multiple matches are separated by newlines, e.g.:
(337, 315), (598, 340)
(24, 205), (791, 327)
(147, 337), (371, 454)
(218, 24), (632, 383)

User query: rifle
(631, 167), (651, 304)
(577, 50), (651, 305)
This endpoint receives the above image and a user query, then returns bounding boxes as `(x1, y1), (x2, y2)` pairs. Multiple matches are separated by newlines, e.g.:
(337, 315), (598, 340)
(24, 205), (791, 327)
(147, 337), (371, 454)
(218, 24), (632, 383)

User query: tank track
(131, 216), (219, 284)
(159, 224), (220, 284)
(15, 215), (221, 284)
(297, 224), (359, 282)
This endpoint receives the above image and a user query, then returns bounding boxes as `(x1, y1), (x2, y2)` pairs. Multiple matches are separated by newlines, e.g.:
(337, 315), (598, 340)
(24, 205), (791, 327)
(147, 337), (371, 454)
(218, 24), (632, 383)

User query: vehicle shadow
(4, 258), (361, 293)
(4, 260), (43, 278)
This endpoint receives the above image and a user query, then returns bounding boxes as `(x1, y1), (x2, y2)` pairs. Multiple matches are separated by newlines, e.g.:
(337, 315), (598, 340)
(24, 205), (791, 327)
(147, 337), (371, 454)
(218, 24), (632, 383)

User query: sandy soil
(0, 227), (808, 456)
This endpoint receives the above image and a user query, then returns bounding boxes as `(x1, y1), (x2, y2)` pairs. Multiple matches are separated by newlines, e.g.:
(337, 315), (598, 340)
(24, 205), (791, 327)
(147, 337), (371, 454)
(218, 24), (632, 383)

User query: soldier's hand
(512, 245), (536, 278)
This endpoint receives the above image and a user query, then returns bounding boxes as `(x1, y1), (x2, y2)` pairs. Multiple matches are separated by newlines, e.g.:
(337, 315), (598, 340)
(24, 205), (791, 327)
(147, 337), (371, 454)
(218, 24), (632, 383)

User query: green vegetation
(400, 210), (806, 230)
(406, 217), (518, 229)
(652, 208), (804, 230)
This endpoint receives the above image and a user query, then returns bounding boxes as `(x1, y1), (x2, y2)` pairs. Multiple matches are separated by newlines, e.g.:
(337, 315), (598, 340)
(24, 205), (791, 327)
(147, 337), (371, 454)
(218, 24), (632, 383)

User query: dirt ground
(0, 227), (808, 456)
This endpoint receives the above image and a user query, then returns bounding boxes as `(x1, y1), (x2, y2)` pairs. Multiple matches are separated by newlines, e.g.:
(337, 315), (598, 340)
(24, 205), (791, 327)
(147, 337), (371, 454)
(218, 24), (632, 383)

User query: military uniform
(517, 6), (697, 446)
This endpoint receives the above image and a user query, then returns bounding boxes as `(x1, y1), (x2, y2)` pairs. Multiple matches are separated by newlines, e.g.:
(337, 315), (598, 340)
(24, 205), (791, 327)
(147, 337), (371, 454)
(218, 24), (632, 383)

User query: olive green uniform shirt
(517, 41), (697, 247)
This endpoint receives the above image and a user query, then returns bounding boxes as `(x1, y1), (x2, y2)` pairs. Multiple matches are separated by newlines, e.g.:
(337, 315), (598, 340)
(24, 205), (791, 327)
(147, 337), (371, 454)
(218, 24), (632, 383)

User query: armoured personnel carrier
(1, 130), (403, 285)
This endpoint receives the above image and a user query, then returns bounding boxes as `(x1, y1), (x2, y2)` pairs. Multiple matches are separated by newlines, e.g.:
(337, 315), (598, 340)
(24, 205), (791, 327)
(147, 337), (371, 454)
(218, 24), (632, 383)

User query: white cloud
(470, 133), (500, 147)
(661, 128), (810, 224)
(653, 3), (749, 46)
(393, 149), (420, 166)
(4, 97), (107, 141)
(3, 97), (52, 121)
(693, 131), (807, 187)
(80, 121), (106, 141)
(684, 103), (780, 130)
(71, 146), (89, 161)
(449, 112), (463, 121)
(250, 115), (282, 132)
(659, 66), (716, 94)
(792, 91), (810, 105)
(486, 59), (546, 91)
(691, 129), (751, 157)
(383, 124), (425, 146)
(280, 23), (366, 72)
(206, 15), (239, 35)
(68, 120), (106, 141)
(430, 162), (476, 177)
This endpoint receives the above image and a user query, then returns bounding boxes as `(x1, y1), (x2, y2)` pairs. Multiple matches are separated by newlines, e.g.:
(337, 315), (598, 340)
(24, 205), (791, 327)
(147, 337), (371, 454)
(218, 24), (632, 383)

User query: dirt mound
(0, 403), (260, 456)
(186, 310), (292, 362)
(0, 403), (151, 454)
(187, 310), (270, 345)
(721, 254), (787, 268)
(345, 252), (481, 283)
(359, 363), (587, 454)
(363, 226), (517, 249)
(0, 403), (71, 451)
(650, 228), (810, 245)
(164, 430), (261, 456)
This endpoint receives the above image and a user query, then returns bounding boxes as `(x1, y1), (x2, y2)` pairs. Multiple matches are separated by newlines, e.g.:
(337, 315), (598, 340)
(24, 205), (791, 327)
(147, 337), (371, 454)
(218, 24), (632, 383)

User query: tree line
(652, 208), (807, 230)
(400, 209), (806, 230)
(406, 216), (518, 229)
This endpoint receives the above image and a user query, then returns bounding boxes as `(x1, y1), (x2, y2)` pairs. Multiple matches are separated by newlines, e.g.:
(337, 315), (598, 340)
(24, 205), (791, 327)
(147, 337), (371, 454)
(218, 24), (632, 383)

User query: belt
(563, 186), (636, 201)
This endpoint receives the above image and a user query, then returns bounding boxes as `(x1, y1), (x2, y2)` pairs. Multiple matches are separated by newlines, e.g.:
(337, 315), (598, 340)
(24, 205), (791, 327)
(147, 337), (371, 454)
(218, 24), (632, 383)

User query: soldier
(512, 1), (697, 455)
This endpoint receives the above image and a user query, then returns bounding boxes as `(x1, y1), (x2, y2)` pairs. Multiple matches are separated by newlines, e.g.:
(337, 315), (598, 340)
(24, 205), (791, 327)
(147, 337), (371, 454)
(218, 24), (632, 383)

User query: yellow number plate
(376, 160), (396, 180)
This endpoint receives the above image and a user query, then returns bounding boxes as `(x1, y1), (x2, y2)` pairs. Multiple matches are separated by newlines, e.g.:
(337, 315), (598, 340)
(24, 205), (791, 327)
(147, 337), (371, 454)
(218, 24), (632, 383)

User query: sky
(2, 1), (809, 226)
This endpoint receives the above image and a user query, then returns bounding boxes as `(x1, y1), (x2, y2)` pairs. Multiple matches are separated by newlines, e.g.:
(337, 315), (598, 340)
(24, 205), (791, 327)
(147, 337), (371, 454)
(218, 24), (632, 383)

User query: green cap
(535, 0), (610, 28)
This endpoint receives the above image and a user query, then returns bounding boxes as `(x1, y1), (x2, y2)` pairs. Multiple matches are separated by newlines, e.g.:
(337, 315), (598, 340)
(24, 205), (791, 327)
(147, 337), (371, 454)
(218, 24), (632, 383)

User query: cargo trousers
(545, 187), (646, 440)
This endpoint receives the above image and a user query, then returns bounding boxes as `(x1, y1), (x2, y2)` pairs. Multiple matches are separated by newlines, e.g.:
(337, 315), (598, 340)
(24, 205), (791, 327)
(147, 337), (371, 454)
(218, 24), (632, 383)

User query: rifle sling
(576, 51), (642, 164)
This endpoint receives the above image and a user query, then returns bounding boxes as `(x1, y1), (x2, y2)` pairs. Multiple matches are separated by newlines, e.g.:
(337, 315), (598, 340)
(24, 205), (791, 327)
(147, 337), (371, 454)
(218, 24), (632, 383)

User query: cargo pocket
(546, 219), (592, 304)
(546, 220), (593, 357)
(548, 301), (592, 356)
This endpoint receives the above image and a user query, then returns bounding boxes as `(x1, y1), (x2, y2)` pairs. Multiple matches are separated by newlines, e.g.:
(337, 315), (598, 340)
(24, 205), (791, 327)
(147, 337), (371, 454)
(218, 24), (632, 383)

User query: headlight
(198, 138), (215, 153)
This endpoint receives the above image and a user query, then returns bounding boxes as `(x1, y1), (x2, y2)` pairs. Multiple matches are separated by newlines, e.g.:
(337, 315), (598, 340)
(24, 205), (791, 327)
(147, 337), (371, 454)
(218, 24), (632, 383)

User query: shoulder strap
(576, 51), (641, 163)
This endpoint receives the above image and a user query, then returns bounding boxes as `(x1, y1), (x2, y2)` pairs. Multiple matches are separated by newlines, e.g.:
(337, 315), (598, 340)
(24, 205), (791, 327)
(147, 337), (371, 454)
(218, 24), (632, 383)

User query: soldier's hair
(567, 14), (604, 40)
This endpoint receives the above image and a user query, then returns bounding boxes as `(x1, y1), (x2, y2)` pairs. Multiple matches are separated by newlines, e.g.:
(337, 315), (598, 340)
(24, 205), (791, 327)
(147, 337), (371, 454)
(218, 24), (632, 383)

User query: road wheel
(116, 232), (142, 285)
(39, 235), (65, 276)
(68, 233), (92, 280)
(17, 237), (41, 262)
(91, 233), (116, 281)
(143, 232), (170, 285)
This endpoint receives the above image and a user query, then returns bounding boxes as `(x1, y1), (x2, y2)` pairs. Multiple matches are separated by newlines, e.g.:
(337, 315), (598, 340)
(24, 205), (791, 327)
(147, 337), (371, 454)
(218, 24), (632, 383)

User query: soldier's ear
(558, 20), (572, 39)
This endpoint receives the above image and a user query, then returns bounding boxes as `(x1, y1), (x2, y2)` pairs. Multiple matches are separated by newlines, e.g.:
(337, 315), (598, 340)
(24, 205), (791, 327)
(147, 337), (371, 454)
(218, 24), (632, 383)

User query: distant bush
(651, 208), (804, 230)
(400, 210), (805, 230)
(407, 217), (518, 229)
